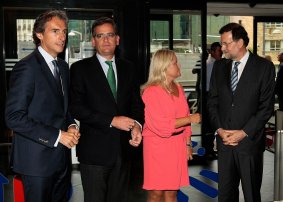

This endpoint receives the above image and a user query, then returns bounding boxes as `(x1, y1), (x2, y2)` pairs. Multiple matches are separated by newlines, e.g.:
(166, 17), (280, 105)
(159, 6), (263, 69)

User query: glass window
(150, 12), (202, 87)
(150, 20), (169, 52)
(173, 14), (201, 87)
(67, 20), (95, 65)
(16, 19), (36, 59)
(266, 22), (283, 28)
(257, 22), (283, 65)
(270, 40), (281, 51)
(15, 19), (96, 63)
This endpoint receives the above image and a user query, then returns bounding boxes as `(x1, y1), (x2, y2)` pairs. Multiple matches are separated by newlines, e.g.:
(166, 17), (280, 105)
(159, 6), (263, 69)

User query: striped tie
(52, 60), (63, 96)
(231, 61), (240, 94)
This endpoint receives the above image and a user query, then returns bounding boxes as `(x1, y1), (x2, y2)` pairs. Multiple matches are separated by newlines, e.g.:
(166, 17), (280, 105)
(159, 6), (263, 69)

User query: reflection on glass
(67, 20), (95, 65)
(150, 21), (169, 52)
(150, 13), (202, 87)
(16, 19), (35, 59)
(257, 22), (283, 70)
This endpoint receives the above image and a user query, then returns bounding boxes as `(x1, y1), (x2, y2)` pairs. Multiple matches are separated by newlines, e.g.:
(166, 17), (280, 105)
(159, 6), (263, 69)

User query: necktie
(105, 61), (117, 100)
(231, 61), (240, 94)
(51, 60), (63, 95)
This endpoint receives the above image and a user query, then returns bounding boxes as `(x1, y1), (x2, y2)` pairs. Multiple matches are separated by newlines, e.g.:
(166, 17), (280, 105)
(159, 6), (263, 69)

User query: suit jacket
(275, 64), (283, 98)
(207, 52), (275, 154)
(5, 48), (75, 177)
(70, 55), (144, 166)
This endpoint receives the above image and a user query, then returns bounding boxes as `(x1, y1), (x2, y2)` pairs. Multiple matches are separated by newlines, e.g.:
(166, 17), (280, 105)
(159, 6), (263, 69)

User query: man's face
(36, 17), (67, 58)
(211, 46), (223, 61)
(92, 23), (120, 59)
(278, 53), (283, 63)
(220, 31), (240, 60)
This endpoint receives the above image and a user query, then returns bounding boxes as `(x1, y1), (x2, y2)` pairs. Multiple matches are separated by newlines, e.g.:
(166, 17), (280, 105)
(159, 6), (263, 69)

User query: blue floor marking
(199, 169), (218, 183)
(177, 190), (189, 202)
(189, 176), (218, 198)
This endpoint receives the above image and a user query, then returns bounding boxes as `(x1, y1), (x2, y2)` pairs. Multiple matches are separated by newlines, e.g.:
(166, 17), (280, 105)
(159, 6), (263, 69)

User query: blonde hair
(141, 49), (177, 94)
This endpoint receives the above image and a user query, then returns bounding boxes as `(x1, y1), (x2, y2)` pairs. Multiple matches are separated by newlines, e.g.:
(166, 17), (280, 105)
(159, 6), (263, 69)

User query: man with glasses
(70, 17), (143, 202)
(207, 23), (275, 202)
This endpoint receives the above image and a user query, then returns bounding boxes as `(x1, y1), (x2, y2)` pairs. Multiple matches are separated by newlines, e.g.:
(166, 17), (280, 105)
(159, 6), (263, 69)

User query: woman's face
(165, 55), (181, 81)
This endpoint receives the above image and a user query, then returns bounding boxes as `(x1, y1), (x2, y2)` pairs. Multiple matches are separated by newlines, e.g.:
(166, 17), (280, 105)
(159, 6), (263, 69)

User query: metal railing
(274, 111), (283, 201)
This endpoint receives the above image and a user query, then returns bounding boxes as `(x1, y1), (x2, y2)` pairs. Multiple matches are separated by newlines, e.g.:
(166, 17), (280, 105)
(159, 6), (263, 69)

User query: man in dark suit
(204, 42), (222, 159)
(207, 23), (275, 202)
(70, 17), (143, 202)
(275, 52), (283, 110)
(5, 10), (80, 202)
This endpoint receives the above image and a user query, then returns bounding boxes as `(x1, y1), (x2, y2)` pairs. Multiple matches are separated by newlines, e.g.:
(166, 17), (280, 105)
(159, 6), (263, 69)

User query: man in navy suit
(70, 17), (143, 202)
(5, 10), (80, 202)
(207, 23), (275, 202)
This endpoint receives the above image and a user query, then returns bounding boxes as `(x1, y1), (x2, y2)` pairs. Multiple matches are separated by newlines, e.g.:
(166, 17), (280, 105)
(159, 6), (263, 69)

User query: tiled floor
(3, 150), (275, 202)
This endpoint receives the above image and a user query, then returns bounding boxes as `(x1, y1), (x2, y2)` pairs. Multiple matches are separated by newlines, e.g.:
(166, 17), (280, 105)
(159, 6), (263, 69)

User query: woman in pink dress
(141, 49), (201, 202)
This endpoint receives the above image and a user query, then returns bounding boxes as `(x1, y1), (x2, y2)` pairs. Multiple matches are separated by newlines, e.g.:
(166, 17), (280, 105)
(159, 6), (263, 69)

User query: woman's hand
(189, 113), (201, 124)
(187, 145), (193, 160)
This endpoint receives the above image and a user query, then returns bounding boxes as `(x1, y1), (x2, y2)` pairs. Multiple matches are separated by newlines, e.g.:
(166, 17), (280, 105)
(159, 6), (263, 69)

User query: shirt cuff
(215, 128), (221, 136)
(242, 130), (248, 137)
(69, 124), (79, 130)
(134, 120), (143, 131)
(54, 130), (61, 147)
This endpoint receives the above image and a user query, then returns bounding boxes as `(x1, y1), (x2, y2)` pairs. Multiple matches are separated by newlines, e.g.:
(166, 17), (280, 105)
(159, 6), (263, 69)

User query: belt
(172, 130), (184, 136)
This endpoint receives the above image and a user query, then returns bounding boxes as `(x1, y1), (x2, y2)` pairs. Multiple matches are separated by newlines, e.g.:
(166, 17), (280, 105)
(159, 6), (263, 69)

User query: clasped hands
(217, 128), (247, 146)
(111, 116), (142, 147)
(60, 126), (81, 149)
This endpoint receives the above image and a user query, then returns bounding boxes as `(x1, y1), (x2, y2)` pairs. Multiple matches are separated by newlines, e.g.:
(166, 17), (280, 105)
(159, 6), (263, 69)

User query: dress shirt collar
(232, 50), (250, 79)
(38, 46), (57, 64)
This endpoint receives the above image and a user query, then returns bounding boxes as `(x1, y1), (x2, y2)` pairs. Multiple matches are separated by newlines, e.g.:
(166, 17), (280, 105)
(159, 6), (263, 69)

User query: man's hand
(60, 127), (80, 149)
(129, 123), (142, 147)
(223, 130), (246, 146)
(218, 128), (246, 146)
(68, 126), (81, 139)
(111, 116), (136, 131)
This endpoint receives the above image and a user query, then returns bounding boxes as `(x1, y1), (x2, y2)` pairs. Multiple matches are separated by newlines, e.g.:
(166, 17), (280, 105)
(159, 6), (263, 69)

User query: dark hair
(33, 10), (68, 46)
(91, 17), (117, 37)
(219, 23), (249, 47)
(210, 42), (221, 52)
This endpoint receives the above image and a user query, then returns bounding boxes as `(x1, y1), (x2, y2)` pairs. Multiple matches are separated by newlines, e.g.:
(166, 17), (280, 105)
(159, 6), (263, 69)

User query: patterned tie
(51, 60), (63, 95)
(231, 61), (240, 94)
(105, 61), (117, 100)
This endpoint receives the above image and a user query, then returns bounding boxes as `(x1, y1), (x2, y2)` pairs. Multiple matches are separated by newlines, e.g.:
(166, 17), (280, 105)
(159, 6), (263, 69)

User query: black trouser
(218, 149), (263, 202)
(80, 155), (130, 202)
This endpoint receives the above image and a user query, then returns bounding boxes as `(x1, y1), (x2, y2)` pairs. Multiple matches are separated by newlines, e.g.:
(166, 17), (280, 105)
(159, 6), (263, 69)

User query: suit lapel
(234, 53), (254, 95)
(35, 50), (64, 107)
(116, 59), (124, 104)
(57, 60), (68, 112)
(225, 60), (233, 94)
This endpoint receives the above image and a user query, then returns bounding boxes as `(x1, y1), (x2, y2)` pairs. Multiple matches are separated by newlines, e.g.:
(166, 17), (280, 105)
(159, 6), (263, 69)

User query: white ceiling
(207, 3), (283, 16)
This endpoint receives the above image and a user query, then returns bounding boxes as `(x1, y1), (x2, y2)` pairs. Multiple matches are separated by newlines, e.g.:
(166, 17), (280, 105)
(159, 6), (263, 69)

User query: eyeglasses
(220, 41), (234, 47)
(94, 32), (116, 39)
